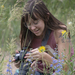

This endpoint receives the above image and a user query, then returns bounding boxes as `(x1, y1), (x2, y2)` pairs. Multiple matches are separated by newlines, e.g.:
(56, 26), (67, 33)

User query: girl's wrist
(42, 52), (47, 60)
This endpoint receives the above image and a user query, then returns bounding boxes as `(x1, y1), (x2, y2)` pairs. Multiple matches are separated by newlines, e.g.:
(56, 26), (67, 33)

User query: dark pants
(35, 71), (50, 75)
(14, 70), (50, 75)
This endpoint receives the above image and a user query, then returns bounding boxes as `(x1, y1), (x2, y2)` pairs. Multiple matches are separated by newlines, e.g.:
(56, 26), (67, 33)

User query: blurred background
(0, 0), (75, 74)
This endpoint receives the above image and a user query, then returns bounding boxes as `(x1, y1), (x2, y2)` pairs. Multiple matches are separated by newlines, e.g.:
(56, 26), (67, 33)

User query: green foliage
(43, 0), (75, 48)
(6, 38), (16, 54)
(0, 49), (4, 74)
(0, 0), (75, 49)
(0, 0), (75, 74)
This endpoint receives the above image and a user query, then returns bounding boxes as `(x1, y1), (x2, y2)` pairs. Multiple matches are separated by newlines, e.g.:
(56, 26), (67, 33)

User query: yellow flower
(1, 5), (4, 8)
(38, 46), (45, 53)
(61, 30), (67, 36)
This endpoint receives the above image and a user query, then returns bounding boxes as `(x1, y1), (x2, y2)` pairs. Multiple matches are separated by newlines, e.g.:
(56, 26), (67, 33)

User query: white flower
(59, 0), (63, 2)
(68, 22), (72, 25)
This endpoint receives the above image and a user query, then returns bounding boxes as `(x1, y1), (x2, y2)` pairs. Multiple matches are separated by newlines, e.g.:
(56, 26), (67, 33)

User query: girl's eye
(27, 23), (31, 26)
(34, 22), (38, 24)
(34, 20), (39, 24)
(29, 23), (31, 26)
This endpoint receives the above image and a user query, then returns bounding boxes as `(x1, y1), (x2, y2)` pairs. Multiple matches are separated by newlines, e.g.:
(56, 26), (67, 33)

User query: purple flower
(58, 59), (61, 63)
(7, 64), (10, 67)
(53, 53), (57, 56)
(55, 68), (61, 73)
(6, 59), (12, 75)
(29, 67), (34, 72)
(53, 59), (58, 64)
(29, 67), (32, 69)
(54, 66), (56, 69)
(6, 69), (10, 72)
(50, 64), (53, 67)
(27, 59), (31, 62)
(9, 60), (11, 62)
(31, 57), (33, 59)
(52, 73), (55, 75)
(61, 59), (64, 62)
(25, 63), (29, 65)
(52, 57), (54, 59)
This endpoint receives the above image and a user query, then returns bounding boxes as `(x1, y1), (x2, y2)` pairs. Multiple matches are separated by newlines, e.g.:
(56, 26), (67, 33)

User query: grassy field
(0, 0), (75, 75)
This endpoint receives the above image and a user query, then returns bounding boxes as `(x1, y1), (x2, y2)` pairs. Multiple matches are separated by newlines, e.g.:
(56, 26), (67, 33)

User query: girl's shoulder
(55, 25), (67, 34)
(54, 25), (67, 44)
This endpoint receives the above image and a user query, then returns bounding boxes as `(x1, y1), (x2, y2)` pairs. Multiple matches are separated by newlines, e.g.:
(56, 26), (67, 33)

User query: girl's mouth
(33, 29), (39, 34)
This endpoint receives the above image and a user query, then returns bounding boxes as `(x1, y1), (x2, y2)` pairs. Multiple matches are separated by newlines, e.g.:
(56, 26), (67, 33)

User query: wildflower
(56, 63), (62, 68)
(29, 67), (34, 72)
(31, 57), (33, 59)
(53, 59), (58, 64)
(6, 69), (10, 72)
(6, 59), (12, 75)
(7, 64), (10, 67)
(1, 5), (4, 8)
(6, 69), (12, 74)
(58, 59), (61, 63)
(61, 59), (64, 62)
(27, 59), (32, 62)
(29, 67), (32, 70)
(53, 52), (58, 56)
(58, 55), (60, 57)
(59, 0), (63, 2)
(52, 73), (55, 75)
(9, 60), (12, 62)
(61, 30), (67, 36)
(55, 68), (61, 73)
(68, 22), (72, 25)
(38, 46), (45, 53)
(50, 64), (53, 67)
(25, 63), (29, 65)
(54, 66), (57, 69)
(9, 70), (12, 75)
(51, 57), (54, 59)
(27, 59), (32, 63)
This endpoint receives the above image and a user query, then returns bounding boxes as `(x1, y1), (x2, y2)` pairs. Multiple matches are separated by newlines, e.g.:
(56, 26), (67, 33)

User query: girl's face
(27, 18), (45, 37)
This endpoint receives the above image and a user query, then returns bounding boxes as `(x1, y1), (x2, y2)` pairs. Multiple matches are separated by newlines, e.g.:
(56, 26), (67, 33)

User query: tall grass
(0, 0), (75, 74)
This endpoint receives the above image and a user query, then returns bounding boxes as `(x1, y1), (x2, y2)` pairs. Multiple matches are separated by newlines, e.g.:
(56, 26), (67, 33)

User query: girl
(14, 0), (74, 75)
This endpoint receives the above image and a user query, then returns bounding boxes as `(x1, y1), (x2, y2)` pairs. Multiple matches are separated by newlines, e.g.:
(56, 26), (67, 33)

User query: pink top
(30, 31), (74, 72)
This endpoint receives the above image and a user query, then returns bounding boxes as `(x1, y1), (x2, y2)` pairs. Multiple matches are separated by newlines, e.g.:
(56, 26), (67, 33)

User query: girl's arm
(25, 29), (71, 71)
(43, 29), (71, 71)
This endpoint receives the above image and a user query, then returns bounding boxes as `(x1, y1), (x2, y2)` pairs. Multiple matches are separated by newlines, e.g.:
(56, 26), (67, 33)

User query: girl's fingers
(25, 51), (38, 58)
(31, 61), (36, 68)
(12, 50), (19, 62)
(25, 53), (31, 56)
(25, 55), (39, 61)
(31, 51), (39, 56)
(12, 59), (15, 62)
(29, 48), (38, 53)
(16, 50), (19, 53)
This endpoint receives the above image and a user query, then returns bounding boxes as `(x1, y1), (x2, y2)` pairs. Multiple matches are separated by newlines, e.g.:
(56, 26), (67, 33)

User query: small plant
(0, 48), (5, 75)
(6, 58), (12, 75)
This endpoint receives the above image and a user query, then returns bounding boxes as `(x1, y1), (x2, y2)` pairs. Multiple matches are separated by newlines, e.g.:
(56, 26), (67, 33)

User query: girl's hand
(31, 60), (36, 68)
(12, 50), (20, 68)
(12, 50), (19, 62)
(24, 48), (45, 61)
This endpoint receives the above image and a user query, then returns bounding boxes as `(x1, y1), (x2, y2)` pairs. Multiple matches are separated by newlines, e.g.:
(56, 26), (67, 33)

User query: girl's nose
(30, 25), (36, 30)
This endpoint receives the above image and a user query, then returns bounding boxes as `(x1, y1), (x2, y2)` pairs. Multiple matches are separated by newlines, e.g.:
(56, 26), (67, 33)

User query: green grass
(0, 0), (75, 75)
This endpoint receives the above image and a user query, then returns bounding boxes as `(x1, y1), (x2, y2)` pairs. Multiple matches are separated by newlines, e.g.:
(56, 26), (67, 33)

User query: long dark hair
(20, 0), (67, 49)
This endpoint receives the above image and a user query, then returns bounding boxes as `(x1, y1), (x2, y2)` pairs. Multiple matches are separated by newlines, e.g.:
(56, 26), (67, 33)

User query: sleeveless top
(30, 31), (74, 73)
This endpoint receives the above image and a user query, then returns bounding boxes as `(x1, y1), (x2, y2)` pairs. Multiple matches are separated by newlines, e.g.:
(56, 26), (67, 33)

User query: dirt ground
(1, 52), (18, 75)
(1, 41), (20, 75)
